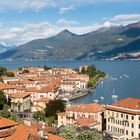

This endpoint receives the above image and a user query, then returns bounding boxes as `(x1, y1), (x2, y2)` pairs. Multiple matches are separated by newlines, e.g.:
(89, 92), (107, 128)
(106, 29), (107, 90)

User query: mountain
(0, 43), (15, 53)
(0, 21), (140, 60)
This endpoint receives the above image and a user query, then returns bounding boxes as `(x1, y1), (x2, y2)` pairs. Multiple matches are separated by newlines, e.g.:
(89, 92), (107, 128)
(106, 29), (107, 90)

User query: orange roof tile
(66, 104), (104, 113)
(111, 98), (140, 110)
(106, 98), (140, 115)
(75, 117), (99, 127)
(10, 92), (30, 99)
(36, 97), (51, 102)
(0, 116), (17, 129)
(0, 84), (16, 90)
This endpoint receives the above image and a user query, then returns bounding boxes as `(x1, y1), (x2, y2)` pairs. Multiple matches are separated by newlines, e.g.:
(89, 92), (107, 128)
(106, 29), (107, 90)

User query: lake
(0, 60), (140, 105)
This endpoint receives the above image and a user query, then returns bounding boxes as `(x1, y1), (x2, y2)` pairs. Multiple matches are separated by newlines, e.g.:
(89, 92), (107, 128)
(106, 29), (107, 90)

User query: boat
(123, 74), (129, 78)
(100, 96), (104, 100)
(94, 99), (99, 103)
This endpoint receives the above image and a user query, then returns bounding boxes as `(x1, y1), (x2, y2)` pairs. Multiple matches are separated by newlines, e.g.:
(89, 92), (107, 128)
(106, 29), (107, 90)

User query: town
(0, 65), (139, 140)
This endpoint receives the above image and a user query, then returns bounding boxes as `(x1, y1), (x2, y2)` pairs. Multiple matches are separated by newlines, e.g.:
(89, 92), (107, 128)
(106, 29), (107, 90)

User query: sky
(0, 0), (140, 46)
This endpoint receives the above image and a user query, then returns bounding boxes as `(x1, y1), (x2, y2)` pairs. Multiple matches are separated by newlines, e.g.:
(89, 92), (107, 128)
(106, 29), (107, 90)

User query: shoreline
(68, 77), (105, 102)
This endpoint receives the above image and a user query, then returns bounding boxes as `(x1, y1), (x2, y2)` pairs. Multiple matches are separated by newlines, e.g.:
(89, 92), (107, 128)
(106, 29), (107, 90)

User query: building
(0, 116), (65, 140)
(10, 92), (31, 116)
(0, 116), (18, 140)
(58, 104), (105, 131)
(33, 97), (51, 110)
(106, 98), (140, 140)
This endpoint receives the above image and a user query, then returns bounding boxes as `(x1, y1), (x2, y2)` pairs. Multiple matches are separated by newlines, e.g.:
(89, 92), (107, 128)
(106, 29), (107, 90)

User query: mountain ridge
(0, 21), (140, 60)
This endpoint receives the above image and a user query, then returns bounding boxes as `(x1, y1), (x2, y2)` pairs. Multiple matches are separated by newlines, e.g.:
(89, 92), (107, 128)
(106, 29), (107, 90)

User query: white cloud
(0, 21), (102, 46)
(57, 19), (79, 26)
(103, 21), (117, 28)
(0, 0), (139, 12)
(59, 5), (74, 14)
(0, 0), (55, 12)
(110, 14), (140, 25)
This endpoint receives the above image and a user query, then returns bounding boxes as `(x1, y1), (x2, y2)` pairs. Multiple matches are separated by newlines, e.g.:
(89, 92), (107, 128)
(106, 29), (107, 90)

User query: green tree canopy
(59, 125), (77, 140)
(5, 72), (15, 77)
(0, 90), (7, 110)
(77, 130), (103, 140)
(33, 111), (46, 121)
(45, 99), (65, 118)
(0, 66), (7, 76)
(43, 65), (51, 70)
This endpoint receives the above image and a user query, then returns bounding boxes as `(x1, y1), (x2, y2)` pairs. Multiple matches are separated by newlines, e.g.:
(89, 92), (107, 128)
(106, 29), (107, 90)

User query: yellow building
(58, 104), (105, 131)
(106, 98), (140, 140)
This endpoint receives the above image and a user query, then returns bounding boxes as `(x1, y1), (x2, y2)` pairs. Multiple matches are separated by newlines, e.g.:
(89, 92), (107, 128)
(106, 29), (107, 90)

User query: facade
(58, 104), (104, 131)
(106, 98), (140, 140)
(10, 92), (31, 114)
(33, 97), (51, 110)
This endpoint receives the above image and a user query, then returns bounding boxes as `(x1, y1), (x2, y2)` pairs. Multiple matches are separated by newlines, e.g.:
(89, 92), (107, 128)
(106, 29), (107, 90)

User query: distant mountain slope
(0, 44), (15, 53)
(0, 22), (140, 60)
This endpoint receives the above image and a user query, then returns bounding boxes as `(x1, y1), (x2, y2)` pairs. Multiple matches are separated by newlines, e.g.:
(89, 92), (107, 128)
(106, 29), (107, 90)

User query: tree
(5, 72), (15, 77)
(0, 66), (6, 76)
(86, 65), (97, 77)
(81, 67), (86, 74)
(0, 90), (7, 110)
(43, 65), (51, 70)
(33, 111), (45, 121)
(59, 125), (77, 140)
(77, 130), (103, 140)
(45, 99), (65, 118)
(22, 69), (30, 74)
(46, 116), (56, 126)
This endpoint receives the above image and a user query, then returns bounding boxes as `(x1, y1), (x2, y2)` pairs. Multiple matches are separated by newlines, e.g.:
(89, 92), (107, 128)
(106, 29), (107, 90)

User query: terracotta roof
(5, 124), (41, 140)
(106, 98), (140, 115)
(36, 97), (51, 102)
(0, 84), (16, 90)
(39, 79), (60, 93)
(0, 116), (17, 129)
(26, 87), (39, 92)
(75, 117), (100, 127)
(66, 104), (104, 113)
(0, 128), (15, 138)
(112, 98), (140, 110)
(10, 92), (30, 99)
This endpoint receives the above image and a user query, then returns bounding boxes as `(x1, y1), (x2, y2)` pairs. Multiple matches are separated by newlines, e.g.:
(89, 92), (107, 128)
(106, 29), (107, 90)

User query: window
(139, 133), (140, 138)
(139, 116), (140, 121)
(132, 132), (134, 137)
(126, 115), (128, 119)
(108, 118), (110, 122)
(121, 114), (123, 118)
(139, 124), (140, 129)
(126, 130), (128, 135)
(132, 116), (134, 120)
(108, 111), (110, 115)
(132, 123), (134, 128)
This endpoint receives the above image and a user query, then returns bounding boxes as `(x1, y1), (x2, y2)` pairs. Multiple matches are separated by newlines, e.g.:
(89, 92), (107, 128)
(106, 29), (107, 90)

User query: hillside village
(0, 66), (140, 139)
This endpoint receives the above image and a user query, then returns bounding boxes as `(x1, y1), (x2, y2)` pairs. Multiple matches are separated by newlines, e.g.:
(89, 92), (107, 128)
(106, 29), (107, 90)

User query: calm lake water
(0, 60), (140, 105)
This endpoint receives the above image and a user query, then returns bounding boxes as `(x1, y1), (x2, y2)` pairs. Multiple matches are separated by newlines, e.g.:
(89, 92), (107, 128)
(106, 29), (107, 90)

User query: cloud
(57, 19), (79, 26)
(59, 5), (75, 14)
(0, 0), (55, 12)
(0, 21), (102, 46)
(0, 0), (139, 12)
(110, 14), (140, 25)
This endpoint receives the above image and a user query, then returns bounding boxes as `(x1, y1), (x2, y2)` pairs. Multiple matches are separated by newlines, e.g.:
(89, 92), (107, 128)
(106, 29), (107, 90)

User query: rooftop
(66, 104), (104, 113)
(0, 116), (17, 129)
(10, 92), (30, 99)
